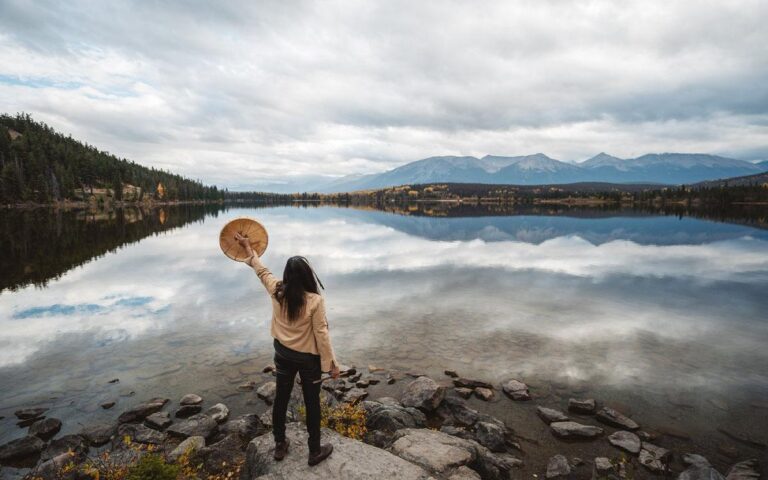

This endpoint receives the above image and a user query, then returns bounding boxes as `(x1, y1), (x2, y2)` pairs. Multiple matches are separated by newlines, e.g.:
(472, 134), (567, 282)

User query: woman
(235, 232), (340, 466)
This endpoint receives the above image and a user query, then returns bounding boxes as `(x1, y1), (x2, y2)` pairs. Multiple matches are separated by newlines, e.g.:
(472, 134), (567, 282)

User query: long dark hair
(276, 256), (324, 321)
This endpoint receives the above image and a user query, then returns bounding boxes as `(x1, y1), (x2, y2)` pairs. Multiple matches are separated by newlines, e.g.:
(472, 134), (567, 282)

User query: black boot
(273, 438), (290, 461)
(307, 443), (333, 466)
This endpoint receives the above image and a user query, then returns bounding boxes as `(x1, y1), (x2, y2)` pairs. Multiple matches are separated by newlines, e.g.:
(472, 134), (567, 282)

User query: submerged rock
(242, 422), (432, 479)
(501, 379), (530, 401)
(0, 435), (45, 467)
(608, 430), (641, 454)
(29, 417), (62, 440)
(550, 421), (603, 439)
(401, 376), (445, 412)
(546, 454), (571, 479)
(568, 398), (596, 414)
(596, 407), (639, 430)
(536, 407), (569, 424)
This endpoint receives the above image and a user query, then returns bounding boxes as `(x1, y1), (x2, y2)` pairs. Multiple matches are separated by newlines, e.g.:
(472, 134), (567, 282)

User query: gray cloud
(1, 0), (767, 187)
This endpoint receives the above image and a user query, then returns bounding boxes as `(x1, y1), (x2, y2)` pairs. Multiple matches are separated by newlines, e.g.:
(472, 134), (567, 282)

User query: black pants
(272, 339), (322, 453)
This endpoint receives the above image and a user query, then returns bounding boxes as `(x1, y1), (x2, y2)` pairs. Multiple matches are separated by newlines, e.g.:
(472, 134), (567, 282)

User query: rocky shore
(0, 364), (763, 480)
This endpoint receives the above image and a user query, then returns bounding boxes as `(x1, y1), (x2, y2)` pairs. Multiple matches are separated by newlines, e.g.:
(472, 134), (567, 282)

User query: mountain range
(278, 153), (767, 193)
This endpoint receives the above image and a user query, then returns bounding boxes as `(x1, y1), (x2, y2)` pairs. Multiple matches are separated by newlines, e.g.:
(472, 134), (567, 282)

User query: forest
(0, 114), (225, 204)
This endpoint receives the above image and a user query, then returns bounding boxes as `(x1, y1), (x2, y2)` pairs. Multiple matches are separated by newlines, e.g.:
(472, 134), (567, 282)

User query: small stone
(29, 417), (62, 440)
(594, 457), (615, 476)
(108, 378), (120, 384)
(454, 378), (493, 389)
(597, 407), (639, 430)
(444, 370), (459, 378)
(638, 442), (670, 473)
(238, 380), (257, 391)
(256, 381), (277, 405)
(474, 387), (494, 401)
(546, 454), (571, 479)
(168, 436), (205, 462)
(502, 379), (530, 400)
(568, 398), (596, 414)
(101, 401), (116, 409)
(144, 411), (172, 430)
(550, 421), (603, 439)
(180, 393), (203, 406)
(206, 403), (230, 423)
(262, 364), (275, 373)
(401, 376), (445, 411)
(608, 430), (641, 454)
(455, 387), (473, 399)
(537, 407), (569, 424)
(176, 405), (202, 418)
(14, 407), (48, 420)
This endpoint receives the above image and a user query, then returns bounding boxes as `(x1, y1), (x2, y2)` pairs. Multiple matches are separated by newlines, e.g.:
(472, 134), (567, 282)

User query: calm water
(1, 205), (767, 455)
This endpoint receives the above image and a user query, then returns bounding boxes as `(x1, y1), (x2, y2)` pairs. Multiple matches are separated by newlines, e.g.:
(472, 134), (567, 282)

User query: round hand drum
(219, 217), (269, 261)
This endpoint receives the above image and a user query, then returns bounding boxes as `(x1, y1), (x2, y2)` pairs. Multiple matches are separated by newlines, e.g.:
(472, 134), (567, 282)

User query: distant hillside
(310, 152), (764, 192)
(692, 171), (768, 188)
(0, 113), (224, 204)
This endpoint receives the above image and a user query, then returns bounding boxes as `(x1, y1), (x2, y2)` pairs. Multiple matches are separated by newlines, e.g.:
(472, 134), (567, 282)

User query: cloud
(0, 0), (767, 187)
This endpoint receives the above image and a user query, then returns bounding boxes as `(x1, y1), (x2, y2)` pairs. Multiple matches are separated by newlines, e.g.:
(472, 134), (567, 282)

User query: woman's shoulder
(305, 292), (324, 308)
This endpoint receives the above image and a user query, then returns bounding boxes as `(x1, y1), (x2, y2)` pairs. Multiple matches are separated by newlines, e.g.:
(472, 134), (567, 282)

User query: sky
(0, 0), (767, 190)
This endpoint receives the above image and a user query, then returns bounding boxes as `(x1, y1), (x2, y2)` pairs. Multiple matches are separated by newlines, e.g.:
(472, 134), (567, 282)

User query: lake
(1, 204), (767, 467)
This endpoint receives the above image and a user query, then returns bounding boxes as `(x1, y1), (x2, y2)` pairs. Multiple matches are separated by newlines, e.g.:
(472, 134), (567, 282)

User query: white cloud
(0, 0), (767, 188)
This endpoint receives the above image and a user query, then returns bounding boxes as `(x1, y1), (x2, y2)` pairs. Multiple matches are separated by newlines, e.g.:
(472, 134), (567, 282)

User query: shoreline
(0, 363), (763, 480)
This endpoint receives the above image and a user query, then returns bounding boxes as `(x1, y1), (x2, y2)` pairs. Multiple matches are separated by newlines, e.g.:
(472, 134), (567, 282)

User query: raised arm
(310, 297), (339, 375)
(235, 232), (279, 295)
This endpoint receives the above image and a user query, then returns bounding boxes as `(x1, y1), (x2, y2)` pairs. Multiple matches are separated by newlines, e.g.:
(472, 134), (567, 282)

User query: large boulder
(401, 377), (445, 412)
(363, 400), (426, 433)
(166, 413), (218, 440)
(241, 422), (433, 479)
(0, 435), (45, 468)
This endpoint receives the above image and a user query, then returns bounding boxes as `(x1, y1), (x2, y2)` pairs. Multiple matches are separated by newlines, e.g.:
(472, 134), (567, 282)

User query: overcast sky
(1, 0), (766, 189)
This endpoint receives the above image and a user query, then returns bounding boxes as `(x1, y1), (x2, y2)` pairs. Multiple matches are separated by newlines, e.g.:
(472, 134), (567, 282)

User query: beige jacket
(247, 255), (338, 372)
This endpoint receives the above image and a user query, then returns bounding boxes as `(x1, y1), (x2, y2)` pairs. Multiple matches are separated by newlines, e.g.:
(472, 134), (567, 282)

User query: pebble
(179, 393), (203, 406)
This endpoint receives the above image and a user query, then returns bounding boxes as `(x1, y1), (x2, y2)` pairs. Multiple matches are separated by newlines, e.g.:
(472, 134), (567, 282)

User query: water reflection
(1, 205), (767, 447)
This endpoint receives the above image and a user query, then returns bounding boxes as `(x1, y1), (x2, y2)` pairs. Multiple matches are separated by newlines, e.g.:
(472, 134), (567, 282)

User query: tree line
(0, 113), (225, 204)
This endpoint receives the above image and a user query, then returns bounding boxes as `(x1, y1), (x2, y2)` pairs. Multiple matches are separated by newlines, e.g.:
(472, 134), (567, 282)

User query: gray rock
(537, 407), (569, 424)
(453, 378), (493, 390)
(33, 452), (76, 479)
(473, 421), (506, 452)
(364, 400), (426, 433)
(80, 423), (116, 446)
(608, 430), (641, 454)
(440, 425), (474, 441)
(206, 403), (230, 423)
(593, 457), (615, 478)
(180, 393), (203, 405)
(117, 397), (168, 423)
(41, 434), (89, 462)
(726, 459), (760, 480)
(448, 465), (481, 480)
(117, 423), (166, 445)
(220, 413), (266, 441)
(166, 413), (218, 440)
(144, 411), (172, 430)
(242, 422), (433, 479)
(29, 417), (62, 440)
(679, 464), (726, 480)
(639, 442), (670, 473)
(437, 397), (480, 426)
(14, 408), (48, 420)
(474, 388), (494, 401)
(390, 428), (477, 475)
(501, 379), (530, 400)
(550, 421), (603, 439)
(596, 407), (639, 430)
(192, 433), (244, 474)
(343, 387), (369, 404)
(0, 435), (45, 467)
(259, 410), (297, 429)
(175, 404), (202, 418)
(568, 398), (596, 414)
(546, 454), (571, 479)
(168, 436), (205, 462)
(256, 381), (277, 405)
(401, 377), (445, 412)
(455, 387), (473, 399)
